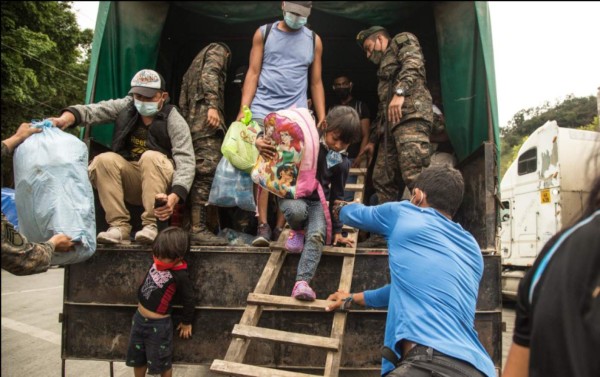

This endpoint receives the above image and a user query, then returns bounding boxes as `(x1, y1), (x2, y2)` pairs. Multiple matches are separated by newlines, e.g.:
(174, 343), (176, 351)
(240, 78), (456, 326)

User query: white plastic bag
(13, 120), (96, 265)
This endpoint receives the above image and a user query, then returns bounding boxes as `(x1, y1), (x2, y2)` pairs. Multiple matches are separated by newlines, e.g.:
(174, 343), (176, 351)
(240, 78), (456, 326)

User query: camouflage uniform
(370, 32), (433, 204)
(179, 42), (231, 244)
(179, 42), (231, 206)
(1, 142), (54, 275)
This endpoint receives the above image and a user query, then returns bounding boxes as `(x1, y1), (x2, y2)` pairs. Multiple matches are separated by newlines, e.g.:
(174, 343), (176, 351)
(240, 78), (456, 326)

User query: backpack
(250, 108), (332, 244)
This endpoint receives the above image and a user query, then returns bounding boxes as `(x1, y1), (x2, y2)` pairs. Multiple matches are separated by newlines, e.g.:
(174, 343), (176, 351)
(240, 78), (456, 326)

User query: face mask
(368, 38), (384, 65)
(153, 256), (178, 271)
(334, 88), (351, 100)
(321, 137), (345, 169)
(283, 11), (307, 30)
(410, 191), (424, 207)
(134, 99), (161, 117)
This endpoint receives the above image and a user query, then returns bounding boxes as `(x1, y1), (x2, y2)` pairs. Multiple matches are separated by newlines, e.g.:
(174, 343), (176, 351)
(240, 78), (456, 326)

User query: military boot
(189, 205), (229, 246)
(357, 233), (387, 249)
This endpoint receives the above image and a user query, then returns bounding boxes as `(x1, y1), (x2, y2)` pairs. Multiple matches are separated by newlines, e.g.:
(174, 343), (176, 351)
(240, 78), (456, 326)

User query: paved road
(1, 268), (514, 376)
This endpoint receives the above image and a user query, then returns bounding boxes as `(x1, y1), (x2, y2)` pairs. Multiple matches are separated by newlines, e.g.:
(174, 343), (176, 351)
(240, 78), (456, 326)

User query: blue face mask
(326, 150), (344, 169)
(134, 99), (160, 117)
(283, 12), (307, 30)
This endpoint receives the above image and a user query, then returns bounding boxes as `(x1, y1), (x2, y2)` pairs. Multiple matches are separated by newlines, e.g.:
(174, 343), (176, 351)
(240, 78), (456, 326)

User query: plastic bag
(1, 188), (19, 230)
(208, 157), (255, 212)
(13, 120), (96, 265)
(218, 228), (255, 246)
(221, 106), (260, 173)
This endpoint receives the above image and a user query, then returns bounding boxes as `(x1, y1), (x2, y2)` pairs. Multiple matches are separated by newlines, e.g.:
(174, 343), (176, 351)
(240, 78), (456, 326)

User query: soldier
(1, 123), (75, 275)
(355, 26), (433, 248)
(179, 42), (232, 245)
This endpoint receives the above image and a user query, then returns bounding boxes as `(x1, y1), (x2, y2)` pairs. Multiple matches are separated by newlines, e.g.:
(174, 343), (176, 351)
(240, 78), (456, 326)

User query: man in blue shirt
(326, 165), (495, 377)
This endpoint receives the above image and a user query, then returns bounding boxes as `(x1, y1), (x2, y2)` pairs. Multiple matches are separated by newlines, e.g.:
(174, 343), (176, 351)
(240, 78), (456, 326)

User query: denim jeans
(279, 198), (326, 282)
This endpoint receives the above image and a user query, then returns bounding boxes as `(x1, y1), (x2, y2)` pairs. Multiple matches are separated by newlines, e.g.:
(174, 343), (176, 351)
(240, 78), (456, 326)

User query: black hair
(324, 105), (361, 145)
(152, 226), (189, 260)
(333, 73), (352, 83)
(413, 165), (464, 217)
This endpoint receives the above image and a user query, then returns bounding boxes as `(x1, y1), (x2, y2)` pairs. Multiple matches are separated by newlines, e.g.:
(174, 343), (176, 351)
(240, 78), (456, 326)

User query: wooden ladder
(210, 167), (367, 377)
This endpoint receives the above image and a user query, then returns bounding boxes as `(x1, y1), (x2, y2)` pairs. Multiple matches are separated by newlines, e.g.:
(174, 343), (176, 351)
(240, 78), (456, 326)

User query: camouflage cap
(356, 26), (387, 48)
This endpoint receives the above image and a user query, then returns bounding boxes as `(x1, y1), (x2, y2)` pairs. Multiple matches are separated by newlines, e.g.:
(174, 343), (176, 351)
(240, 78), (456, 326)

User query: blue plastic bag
(208, 157), (256, 212)
(13, 120), (96, 265)
(1, 188), (19, 230)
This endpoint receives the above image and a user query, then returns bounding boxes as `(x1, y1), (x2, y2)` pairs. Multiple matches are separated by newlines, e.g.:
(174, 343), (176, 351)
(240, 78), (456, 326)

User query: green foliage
(1, 1), (93, 186)
(499, 95), (598, 178)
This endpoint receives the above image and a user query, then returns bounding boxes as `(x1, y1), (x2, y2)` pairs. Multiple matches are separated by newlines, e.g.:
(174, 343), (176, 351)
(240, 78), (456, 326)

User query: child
(262, 105), (361, 301)
(125, 226), (194, 377)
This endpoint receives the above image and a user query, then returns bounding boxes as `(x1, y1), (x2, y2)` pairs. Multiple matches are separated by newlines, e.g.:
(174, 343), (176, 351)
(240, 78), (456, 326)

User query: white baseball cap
(129, 69), (166, 97)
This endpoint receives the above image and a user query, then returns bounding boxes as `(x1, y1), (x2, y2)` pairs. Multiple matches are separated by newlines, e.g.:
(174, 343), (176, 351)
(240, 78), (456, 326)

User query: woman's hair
(413, 165), (465, 217)
(325, 105), (361, 145)
(152, 226), (189, 260)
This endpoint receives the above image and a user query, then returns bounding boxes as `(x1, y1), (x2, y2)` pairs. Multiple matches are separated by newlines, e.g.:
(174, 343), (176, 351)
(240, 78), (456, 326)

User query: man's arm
(325, 284), (391, 312)
(502, 343), (530, 377)
(339, 202), (394, 237)
(310, 34), (326, 128)
(237, 28), (264, 120)
(1, 123), (42, 155)
(201, 44), (229, 129)
(50, 97), (131, 130)
(166, 109), (195, 203)
(1, 213), (73, 276)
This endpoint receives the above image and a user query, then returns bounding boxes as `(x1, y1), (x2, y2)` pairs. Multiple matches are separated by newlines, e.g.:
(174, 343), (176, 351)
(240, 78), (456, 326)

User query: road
(1, 268), (515, 376)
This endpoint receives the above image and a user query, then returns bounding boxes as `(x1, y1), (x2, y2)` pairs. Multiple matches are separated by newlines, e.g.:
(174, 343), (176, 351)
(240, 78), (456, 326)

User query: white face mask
(134, 99), (161, 116)
(283, 11), (307, 30)
(411, 191), (424, 207)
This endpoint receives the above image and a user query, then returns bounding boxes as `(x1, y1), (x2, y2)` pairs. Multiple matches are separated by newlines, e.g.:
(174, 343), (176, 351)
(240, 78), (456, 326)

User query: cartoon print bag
(221, 106), (260, 173)
(250, 108), (332, 244)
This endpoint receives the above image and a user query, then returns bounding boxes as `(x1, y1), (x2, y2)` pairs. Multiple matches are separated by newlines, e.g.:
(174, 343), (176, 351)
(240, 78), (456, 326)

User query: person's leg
(357, 138), (400, 248)
(343, 157), (359, 201)
(126, 311), (148, 375)
(160, 368), (173, 377)
(189, 134), (228, 245)
(395, 119), (431, 191)
(145, 317), (173, 376)
(291, 200), (326, 301)
(133, 150), (174, 244)
(272, 208), (286, 242)
(133, 367), (148, 377)
(252, 188), (272, 246)
(279, 198), (308, 253)
(89, 152), (138, 243)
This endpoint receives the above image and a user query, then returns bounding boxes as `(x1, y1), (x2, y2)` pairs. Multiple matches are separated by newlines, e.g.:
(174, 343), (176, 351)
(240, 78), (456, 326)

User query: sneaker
(135, 225), (158, 244)
(291, 280), (316, 301)
(271, 227), (284, 242)
(97, 227), (130, 245)
(251, 223), (272, 247)
(285, 230), (305, 253)
(357, 234), (387, 249)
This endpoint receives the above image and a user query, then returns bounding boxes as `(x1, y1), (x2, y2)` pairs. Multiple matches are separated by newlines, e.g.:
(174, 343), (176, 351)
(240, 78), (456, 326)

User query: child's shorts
(125, 310), (173, 375)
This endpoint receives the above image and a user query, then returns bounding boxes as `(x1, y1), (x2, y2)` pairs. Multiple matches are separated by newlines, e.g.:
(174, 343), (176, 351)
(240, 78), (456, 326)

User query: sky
(72, 1), (600, 128)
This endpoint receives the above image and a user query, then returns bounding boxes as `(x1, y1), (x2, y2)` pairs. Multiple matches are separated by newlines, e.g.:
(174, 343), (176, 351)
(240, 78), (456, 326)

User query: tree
(500, 95), (598, 178)
(1, 1), (93, 186)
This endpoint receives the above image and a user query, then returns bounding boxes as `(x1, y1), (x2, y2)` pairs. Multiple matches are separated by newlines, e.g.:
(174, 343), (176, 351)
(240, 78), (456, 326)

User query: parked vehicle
(500, 120), (600, 299)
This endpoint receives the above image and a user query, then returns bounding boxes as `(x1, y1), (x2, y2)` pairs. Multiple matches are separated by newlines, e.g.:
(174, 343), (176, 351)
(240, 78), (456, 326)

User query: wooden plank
(269, 244), (356, 257)
(211, 360), (320, 377)
(232, 324), (339, 351)
(344, 183), (364, 192)
(224, 250), (287, 363)
(348, 168), (367, 176)
(247, 293), (333, 311)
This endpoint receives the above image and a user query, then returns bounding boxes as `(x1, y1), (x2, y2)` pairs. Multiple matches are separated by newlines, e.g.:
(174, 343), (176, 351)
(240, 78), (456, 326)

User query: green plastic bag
(221, 106), (260, 173)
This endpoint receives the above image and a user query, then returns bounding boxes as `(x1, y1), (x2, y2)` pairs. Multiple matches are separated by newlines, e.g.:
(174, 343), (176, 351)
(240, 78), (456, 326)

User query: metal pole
(109, 361), (114, 377)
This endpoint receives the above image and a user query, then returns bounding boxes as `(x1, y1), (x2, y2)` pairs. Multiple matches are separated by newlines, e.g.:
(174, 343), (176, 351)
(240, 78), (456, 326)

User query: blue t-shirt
(340, 201), (495, 377)
(251, 22), (314, 119)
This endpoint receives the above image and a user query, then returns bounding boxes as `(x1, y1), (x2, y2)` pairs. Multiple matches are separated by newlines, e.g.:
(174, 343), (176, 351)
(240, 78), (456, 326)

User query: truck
(61, 2), (503, 376)
(500, 120), (600, 299)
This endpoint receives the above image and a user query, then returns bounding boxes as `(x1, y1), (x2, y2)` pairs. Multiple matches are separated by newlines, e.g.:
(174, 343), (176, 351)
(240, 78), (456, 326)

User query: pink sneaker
(291, 280), (316, 301)
(285, 230), (305, 253)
